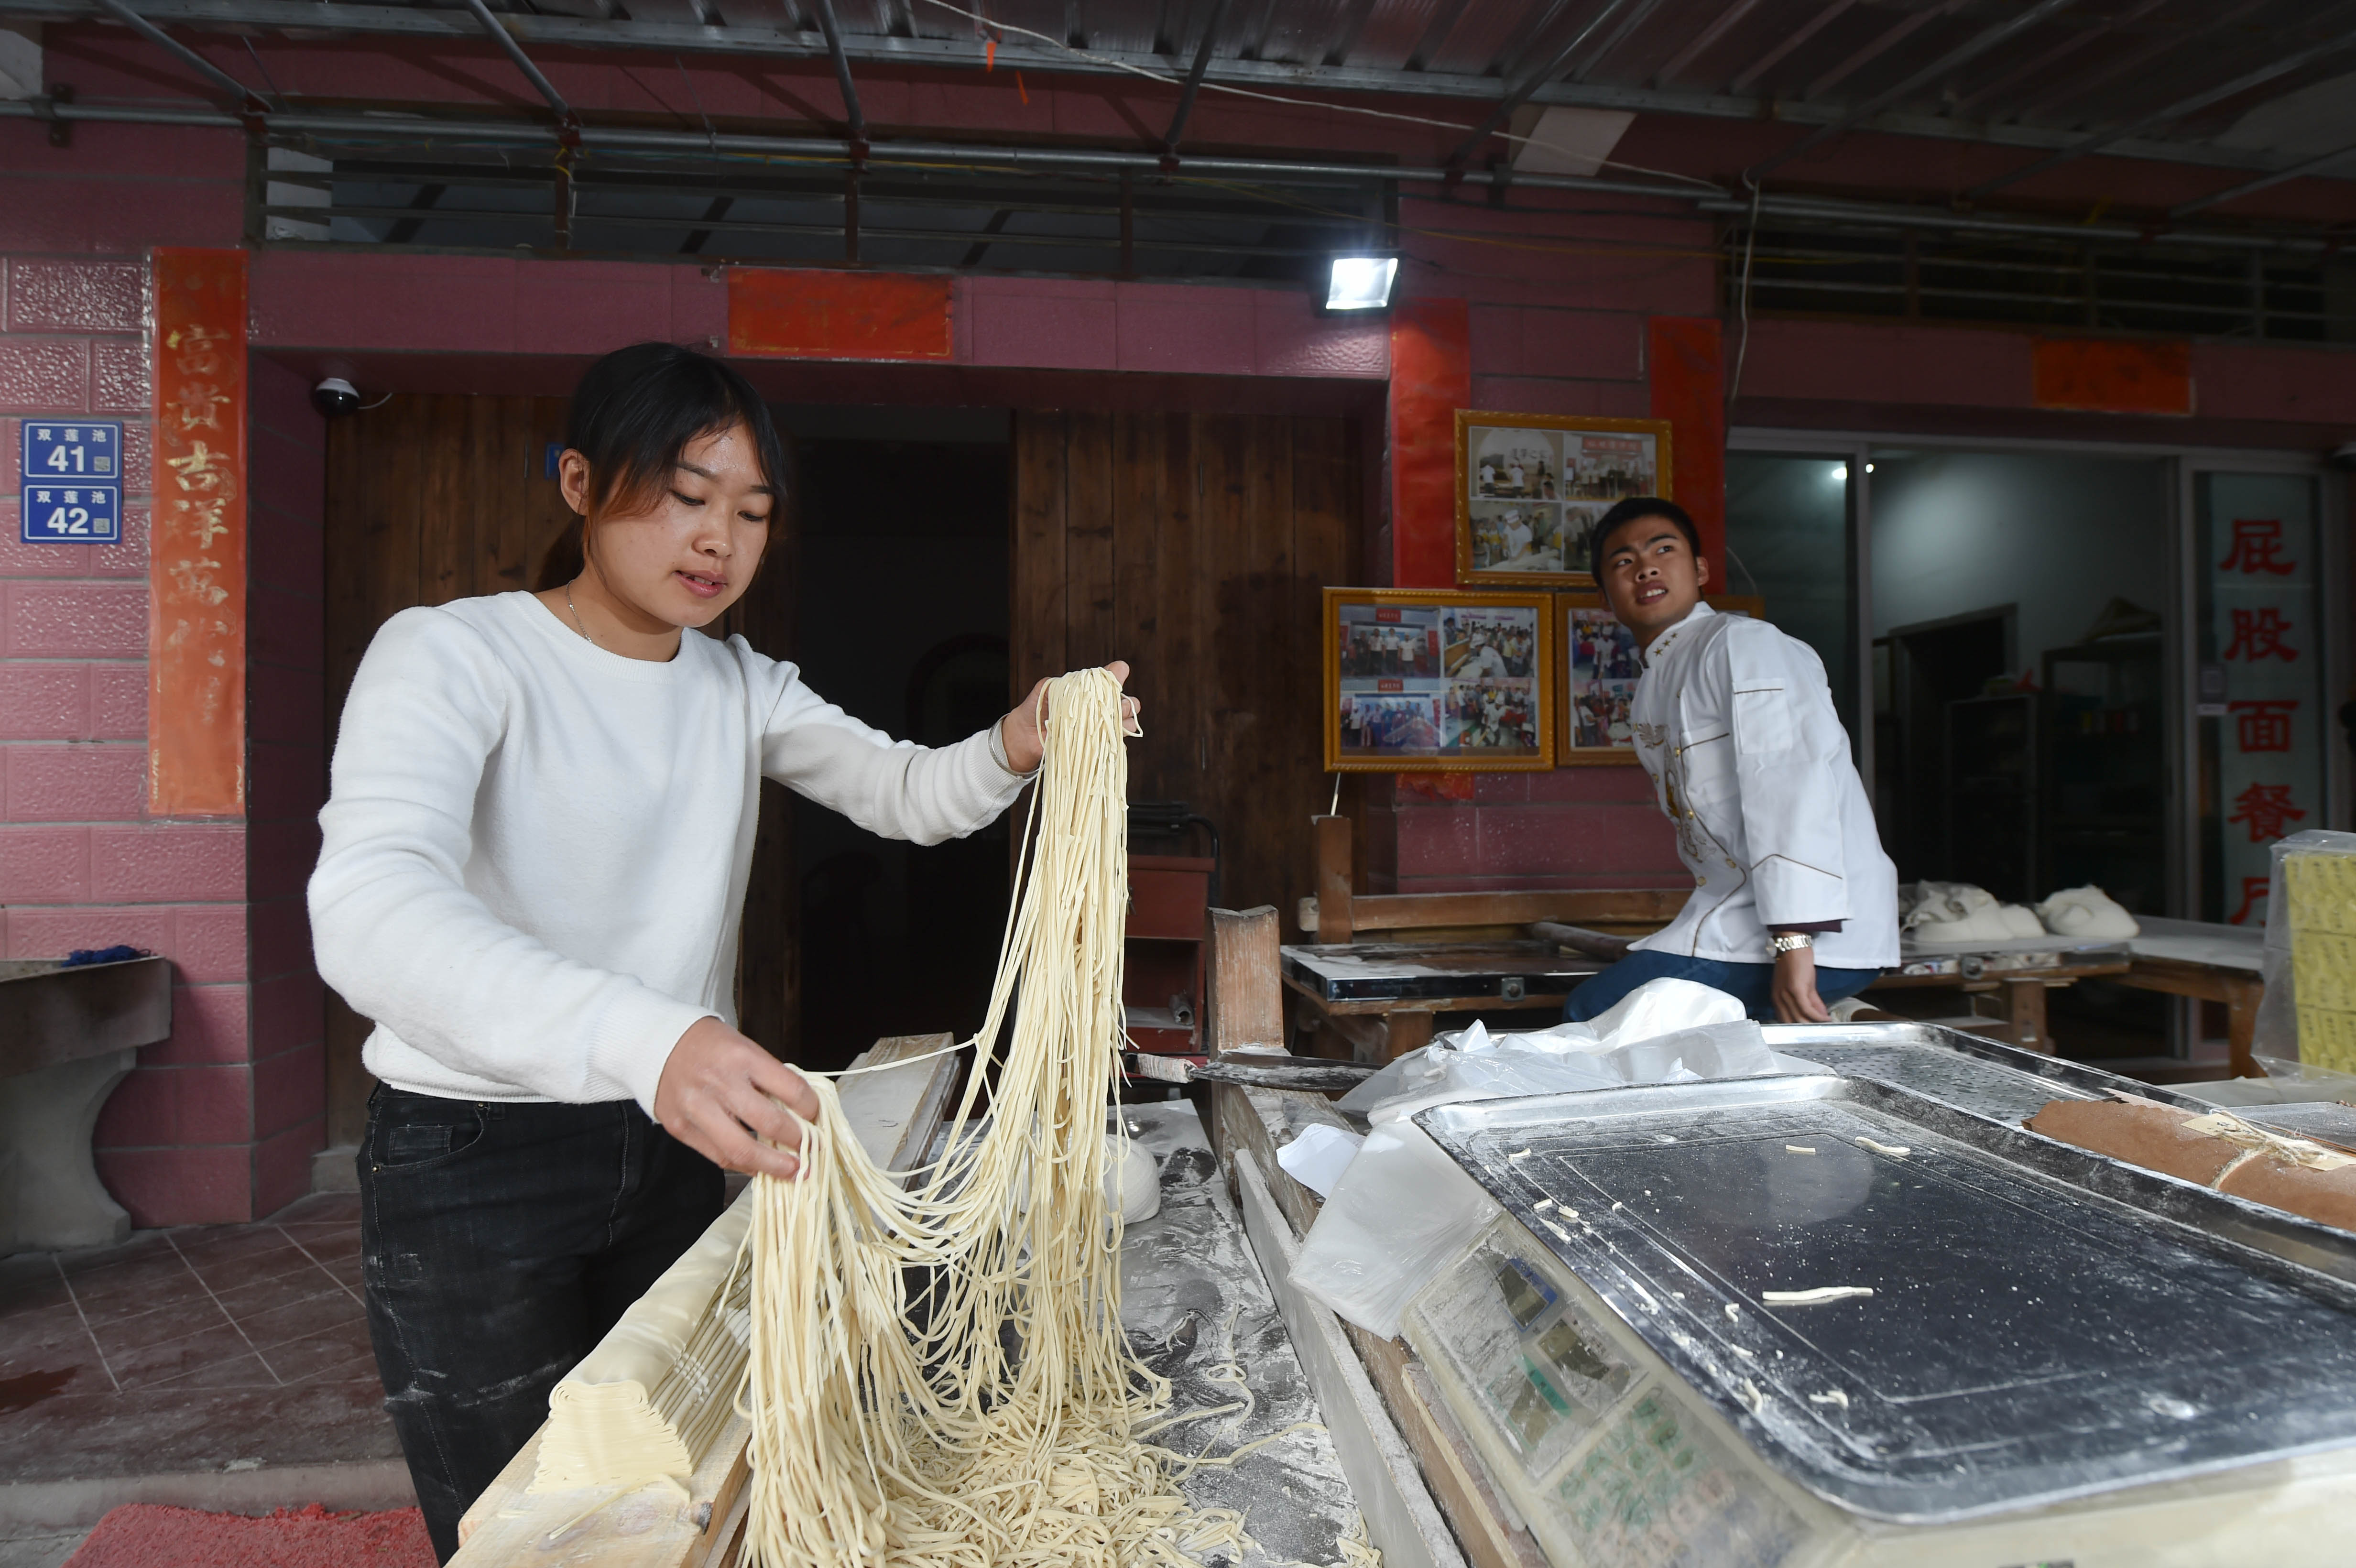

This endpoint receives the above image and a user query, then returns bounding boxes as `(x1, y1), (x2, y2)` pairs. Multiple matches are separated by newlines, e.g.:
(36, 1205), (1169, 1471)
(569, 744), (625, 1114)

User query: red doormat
(64, 1503), (434, 1568)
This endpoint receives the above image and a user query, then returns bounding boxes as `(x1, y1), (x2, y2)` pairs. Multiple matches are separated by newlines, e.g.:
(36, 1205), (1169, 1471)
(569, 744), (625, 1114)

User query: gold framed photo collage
(1455, 411), (1672, 589)
(1321, 411), (1756, 772)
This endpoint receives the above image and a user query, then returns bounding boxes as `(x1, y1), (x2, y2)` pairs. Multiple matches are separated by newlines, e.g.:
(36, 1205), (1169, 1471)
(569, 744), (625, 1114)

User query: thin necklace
(564, 583), (598, 649)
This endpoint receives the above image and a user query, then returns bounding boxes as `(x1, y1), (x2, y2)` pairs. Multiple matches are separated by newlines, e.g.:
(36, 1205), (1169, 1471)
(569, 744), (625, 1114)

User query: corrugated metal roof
(9, 0), (2356, 197)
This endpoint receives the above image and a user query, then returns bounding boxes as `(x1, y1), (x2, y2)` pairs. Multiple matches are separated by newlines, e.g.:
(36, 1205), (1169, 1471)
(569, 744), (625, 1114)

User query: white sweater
(309, 591), (1029, 1115)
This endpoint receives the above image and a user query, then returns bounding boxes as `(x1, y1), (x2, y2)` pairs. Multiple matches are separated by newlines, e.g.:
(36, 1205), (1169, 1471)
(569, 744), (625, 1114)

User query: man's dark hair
(537, 342), (787, 590)
(1590, 496), (1701, 570)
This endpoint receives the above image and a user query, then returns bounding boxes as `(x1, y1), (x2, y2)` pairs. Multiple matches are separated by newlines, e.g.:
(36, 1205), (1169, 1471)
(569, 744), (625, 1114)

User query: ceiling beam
(1572, 0), (1673, 85)
(5, 87), (2345, 252)
(1162, 0), (1232, 156)
(89, 0), (274, 111)
(1752, 0), (2082, 178)
(1444, 0), (1647, 171)
(2170, 134), (2356, 217)
(1652, 0), (1765, 88)
(1801, 0), (1964, 103)
(807, 0), (864, 144)
(1947, 0), (2165, 117)
(1970, 22), (2356, 196)
(12, 0), (2356, 185)
(1726, 0), (1853, 95)
(458, 0), (571, 119)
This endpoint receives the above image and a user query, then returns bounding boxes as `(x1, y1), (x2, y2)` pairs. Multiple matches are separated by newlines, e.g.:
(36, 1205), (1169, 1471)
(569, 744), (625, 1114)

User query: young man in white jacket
(1564, 498), (1898, 1024)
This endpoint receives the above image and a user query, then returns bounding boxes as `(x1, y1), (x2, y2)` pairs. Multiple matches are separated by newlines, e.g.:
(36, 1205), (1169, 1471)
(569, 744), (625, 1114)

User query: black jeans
(358, 1087), (724, 1562)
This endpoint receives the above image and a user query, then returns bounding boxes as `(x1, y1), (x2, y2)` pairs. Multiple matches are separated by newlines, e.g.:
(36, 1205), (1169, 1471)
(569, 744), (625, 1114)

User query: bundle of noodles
(742, 668), (1195, 1568)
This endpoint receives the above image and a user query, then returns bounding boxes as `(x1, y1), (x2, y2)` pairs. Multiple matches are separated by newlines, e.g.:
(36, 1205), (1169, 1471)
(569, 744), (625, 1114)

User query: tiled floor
(0, 1194), (402, 1485)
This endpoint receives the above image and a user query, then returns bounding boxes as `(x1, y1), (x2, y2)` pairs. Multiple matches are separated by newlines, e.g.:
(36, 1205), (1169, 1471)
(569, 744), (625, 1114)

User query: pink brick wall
(2, 106), (261, 1228)
(8, 32), (2354, 1216)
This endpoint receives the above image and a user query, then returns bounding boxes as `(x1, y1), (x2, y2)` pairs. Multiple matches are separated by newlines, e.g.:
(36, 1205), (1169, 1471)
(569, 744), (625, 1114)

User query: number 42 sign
(19, 421), (124, 544)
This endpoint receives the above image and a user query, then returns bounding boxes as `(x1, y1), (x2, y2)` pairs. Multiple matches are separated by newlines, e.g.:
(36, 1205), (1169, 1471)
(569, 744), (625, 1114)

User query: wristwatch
(1770, 932), (1814, 956)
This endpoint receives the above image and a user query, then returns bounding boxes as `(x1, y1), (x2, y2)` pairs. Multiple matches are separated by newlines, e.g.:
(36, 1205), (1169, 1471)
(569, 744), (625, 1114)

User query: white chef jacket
(1627, 603), (1899, 970)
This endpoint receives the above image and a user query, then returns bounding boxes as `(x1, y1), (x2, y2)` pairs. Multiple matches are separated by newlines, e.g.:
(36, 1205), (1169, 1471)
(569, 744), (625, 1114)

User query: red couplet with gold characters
(148, 248), (249, 817)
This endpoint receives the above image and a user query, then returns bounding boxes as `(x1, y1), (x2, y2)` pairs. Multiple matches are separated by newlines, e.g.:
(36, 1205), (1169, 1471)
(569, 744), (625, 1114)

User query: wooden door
(1011, 411), (1359, 932)
(320, 395), (799, 1145)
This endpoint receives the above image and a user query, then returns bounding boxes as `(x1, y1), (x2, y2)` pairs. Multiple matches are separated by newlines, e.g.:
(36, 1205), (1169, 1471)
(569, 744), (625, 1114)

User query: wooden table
(1868, 937), (2133, 1055)
(1281, 941), (1603, 1063)
(2115, 916), (2268, 1078)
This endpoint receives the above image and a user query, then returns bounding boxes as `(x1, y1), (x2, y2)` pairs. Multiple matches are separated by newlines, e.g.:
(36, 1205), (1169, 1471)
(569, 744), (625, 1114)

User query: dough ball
(2036, 885), (2139, 939)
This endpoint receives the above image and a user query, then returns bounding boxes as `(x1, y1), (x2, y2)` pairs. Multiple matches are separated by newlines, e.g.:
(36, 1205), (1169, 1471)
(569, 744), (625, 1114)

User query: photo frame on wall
(1455, 412), (1673, 588)
(1324, 588), (1555, 772)
(1557, 593), (1767, 764)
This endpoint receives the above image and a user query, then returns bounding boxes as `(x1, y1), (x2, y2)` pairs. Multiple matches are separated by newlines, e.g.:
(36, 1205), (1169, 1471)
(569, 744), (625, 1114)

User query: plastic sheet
(2255, 829), (2356, 1076)
(1274, 1123), (1363, 1198)
(1333, 979), (1748, 1121)
(1294, 979), (1793, 1339)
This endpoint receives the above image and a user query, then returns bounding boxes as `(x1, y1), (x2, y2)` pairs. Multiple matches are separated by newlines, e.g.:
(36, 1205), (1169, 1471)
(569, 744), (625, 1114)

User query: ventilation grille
(261, 142), (1391, 284)
(1726, 222), (2356, 343)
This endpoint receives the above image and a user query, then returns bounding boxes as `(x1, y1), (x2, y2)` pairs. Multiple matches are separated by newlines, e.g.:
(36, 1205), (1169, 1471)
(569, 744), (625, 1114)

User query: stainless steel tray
(1415, 1073), (2356, 1524)
(1761, 1020), (2220, 1123)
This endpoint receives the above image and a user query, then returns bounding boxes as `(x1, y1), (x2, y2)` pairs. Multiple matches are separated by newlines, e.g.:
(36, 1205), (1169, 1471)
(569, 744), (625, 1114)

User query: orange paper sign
(728, 269), (954, 360)
(2031, 338), (2192, 416)
(149, 248), (249, 817)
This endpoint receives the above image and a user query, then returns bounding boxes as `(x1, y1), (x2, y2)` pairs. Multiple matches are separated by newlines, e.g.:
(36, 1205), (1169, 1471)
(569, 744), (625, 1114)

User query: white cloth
(309, 592), (1028, 1115)
(1627, 602), (1898, 970)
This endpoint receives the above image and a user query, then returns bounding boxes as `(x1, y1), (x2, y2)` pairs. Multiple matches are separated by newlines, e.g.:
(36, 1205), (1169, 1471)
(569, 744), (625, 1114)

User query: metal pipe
(1751, 0), (2081, 178)
(1971, 23), (2356, 197)
(1162, 0), (1233, 156)
(807, 0), (864, 146)
(0, 95), (2338, 253)
(91, 0), (274, 111)
(458, 0), (572, 119)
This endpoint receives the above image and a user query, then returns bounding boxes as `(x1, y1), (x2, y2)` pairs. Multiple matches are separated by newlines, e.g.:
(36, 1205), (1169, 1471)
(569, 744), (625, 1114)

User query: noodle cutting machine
(1212, 1002), (2356, 1568)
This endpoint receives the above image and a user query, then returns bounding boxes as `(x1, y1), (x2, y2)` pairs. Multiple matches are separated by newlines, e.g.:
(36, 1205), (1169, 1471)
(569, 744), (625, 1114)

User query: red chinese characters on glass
(2228, 782), (2306, 844)
(2227, 698), (2297, 753)
(2217, 517), (2298, 576)
(2223, 607), (2300, 663)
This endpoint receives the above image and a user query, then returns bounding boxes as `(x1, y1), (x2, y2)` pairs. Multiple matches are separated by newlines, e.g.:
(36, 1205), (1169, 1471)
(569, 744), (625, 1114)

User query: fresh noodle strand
(743, 670), (1353, 1568)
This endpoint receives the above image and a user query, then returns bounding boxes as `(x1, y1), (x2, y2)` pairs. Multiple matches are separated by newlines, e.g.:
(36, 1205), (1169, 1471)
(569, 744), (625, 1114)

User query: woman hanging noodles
(308, 341), (1139, 1562)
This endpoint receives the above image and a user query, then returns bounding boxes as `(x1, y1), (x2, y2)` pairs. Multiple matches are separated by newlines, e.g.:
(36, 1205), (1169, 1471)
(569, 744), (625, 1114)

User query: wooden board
(1233, 1149), (1467, 1568)
(1214, 1082), (1549, 1568)
(1011, 409), (1363, 935)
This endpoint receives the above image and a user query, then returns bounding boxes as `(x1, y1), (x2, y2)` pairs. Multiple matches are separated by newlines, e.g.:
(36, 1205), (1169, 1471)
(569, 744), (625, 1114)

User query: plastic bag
(1288, 1116), (1497, 1339)
(1333, 978), (1746, 1120)
(2255, 830), (2356, 1076)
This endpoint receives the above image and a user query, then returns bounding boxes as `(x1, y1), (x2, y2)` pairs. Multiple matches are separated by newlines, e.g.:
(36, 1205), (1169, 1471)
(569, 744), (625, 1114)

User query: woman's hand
(1771, 946), (1833, 1024)
(654, 1017), (819, 1179)
(998, 660), (1142, 775)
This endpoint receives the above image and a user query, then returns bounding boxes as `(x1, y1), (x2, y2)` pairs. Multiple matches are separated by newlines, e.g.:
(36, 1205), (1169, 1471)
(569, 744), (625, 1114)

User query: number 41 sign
(19, 421), (124, 544)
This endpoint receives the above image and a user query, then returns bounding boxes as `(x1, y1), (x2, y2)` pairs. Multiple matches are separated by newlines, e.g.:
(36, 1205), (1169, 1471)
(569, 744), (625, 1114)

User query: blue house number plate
(20, 421), (124, 544)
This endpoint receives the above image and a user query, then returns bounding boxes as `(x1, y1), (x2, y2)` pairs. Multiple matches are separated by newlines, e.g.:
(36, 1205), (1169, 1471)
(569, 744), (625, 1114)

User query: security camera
(311, 377), (361, 417)
(2332, 440), (2356, 472)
